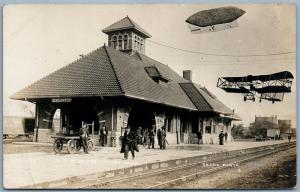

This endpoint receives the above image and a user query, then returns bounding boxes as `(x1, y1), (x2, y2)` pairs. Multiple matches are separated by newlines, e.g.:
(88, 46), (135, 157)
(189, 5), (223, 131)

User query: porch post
(34, 103), (39, 142)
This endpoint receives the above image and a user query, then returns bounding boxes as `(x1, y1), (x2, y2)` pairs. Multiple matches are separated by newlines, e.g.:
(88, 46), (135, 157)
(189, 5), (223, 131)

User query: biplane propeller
(217, 71), (294, 103)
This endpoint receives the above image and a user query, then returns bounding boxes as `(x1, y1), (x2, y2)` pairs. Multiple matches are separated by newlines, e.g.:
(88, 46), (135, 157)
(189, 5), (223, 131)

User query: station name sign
(51, 98), (72, 103)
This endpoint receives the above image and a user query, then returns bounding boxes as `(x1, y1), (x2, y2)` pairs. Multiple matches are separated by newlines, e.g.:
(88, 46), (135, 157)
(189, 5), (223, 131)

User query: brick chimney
(183, 70), (192, 81)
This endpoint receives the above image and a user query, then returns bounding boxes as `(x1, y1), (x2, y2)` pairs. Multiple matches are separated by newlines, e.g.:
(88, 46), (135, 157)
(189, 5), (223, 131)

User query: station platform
(3, 140), (292, 188)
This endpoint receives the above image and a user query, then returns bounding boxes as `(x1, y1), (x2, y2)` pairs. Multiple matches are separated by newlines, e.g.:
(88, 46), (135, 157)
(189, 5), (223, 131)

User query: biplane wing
(221, 71), (293, 83)
(221, 86), (250, 93)
(254, 86), (292, 93)
(217, 71), (294, 103)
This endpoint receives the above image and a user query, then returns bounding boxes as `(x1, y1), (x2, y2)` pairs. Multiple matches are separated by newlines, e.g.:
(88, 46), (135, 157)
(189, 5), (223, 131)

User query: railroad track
(86, 142), (295, 189)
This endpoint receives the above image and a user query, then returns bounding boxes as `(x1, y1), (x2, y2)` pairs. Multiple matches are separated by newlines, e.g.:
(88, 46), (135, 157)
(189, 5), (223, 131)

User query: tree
(231, 124), (245, 139)
(21, 103), (34, 117)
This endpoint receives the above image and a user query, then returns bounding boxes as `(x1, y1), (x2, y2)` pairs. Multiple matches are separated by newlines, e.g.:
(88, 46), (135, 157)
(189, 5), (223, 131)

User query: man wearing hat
(219, 130), (225, 145)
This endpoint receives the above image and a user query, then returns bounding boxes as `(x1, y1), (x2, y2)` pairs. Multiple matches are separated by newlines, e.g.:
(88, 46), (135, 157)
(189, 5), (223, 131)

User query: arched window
(118, 35), (123, 49)
(134, 40), (137, 49)
(123, 34), (128, 49)
(112, 36), (117, 49)
(140, 39), (143, 51)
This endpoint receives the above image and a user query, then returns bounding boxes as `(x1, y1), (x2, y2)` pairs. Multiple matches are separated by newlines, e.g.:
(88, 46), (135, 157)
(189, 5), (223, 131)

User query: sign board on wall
(51, 98), (72, 103)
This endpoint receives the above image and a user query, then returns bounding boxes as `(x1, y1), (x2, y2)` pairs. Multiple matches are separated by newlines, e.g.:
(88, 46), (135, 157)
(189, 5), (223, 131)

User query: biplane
(217, 71), (294, 103)
(186, 6), (245, 33)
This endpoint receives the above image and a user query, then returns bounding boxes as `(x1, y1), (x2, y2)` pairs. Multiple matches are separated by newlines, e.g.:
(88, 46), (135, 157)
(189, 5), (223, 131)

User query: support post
(35, 104), (39, 142)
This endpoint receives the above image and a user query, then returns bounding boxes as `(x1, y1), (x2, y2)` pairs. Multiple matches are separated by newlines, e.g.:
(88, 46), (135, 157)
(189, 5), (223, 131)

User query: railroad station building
(11, 16), (240, 146)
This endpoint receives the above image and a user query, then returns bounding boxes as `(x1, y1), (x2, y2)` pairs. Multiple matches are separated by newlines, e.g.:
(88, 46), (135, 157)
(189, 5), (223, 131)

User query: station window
(112, 36), (117, 49)
(118, 35), (123, 49)
(123, 34), (128, 49)
(205, 119), (212, 133)
(205, 126), (212, 133)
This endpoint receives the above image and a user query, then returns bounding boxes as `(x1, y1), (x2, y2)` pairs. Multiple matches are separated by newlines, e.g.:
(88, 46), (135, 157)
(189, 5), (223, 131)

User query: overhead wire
(148, 39), (296, 58)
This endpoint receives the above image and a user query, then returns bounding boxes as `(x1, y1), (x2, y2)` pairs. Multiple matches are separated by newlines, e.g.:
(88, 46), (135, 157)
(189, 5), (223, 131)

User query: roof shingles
(105, 46), (196, 110)
(11, 45), (237, 117)
(11, 47), (123, 99)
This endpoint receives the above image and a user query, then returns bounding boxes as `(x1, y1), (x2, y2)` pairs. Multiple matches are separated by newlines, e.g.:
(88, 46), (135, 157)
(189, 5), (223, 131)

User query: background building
(250, 115), (293, 139)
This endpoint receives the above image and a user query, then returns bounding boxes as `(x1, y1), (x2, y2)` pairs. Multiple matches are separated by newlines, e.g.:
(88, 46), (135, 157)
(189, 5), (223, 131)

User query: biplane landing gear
(252, 97), (255, 102)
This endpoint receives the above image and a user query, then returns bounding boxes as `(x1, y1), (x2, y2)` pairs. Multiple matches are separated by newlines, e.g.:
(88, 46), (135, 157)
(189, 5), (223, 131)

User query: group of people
(120, 125), (167, 160)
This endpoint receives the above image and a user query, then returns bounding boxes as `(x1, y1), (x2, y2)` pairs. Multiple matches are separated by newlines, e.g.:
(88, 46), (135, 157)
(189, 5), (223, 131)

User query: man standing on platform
(99, 123), (107, 146)
(219, 130), (225, 145)
(79, 123), (89, 154)
(148, 126), (155, 149)
(157, 128), (162, 149)
(161, 126), (167, 149)
(197, 130), (202, 145)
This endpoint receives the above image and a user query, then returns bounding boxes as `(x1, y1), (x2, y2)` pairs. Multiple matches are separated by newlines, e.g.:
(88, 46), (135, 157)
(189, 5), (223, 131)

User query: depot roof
(11, 45), (237, 117)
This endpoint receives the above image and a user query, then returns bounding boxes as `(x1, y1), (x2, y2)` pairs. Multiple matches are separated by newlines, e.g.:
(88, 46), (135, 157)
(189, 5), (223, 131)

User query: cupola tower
(102, 16), (151, 55)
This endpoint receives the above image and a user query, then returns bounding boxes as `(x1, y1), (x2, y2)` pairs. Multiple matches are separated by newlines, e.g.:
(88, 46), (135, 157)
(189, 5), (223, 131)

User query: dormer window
(144, 66), (170, 84)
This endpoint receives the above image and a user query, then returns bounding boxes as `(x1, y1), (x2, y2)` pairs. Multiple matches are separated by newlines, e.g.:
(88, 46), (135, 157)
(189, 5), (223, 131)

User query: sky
(3, 3), (296, 127)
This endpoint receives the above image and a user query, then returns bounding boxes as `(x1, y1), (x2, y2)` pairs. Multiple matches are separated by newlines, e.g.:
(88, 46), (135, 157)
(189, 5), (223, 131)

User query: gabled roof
(11, 46), (196, 110)
(102, 16), (151, 38)
(11, 45), (238, 117)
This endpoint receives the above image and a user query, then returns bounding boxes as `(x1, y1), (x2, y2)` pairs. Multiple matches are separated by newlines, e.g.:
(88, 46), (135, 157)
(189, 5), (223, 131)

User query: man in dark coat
(161, 126), (167, 149)
(79, 123), (89, 153)
(99, 123), (107, 146)
(120, 128), (129, 159)
(157, 128), (162, 149)
(219, 131), (225, 145)
(148, 127), (155, 149)
(197, 130), (202, 145)
(120, 127), (139, 160)
(127, 129), (139, 159)
(288, 134), (292, 142)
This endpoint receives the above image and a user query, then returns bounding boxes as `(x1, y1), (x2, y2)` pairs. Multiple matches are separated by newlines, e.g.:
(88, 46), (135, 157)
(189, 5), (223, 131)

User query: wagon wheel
(67, 139), (77, 154)
(53, 139), (63, 154)
(76, 139), (82, 151)
(87, 140), (94, 152)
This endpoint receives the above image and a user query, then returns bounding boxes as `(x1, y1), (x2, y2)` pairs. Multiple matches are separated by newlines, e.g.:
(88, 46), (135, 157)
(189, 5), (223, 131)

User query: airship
(186, 6), (246, 33)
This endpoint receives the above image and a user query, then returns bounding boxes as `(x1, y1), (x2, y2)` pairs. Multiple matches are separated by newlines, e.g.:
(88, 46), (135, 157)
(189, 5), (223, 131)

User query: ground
(175, 147), (296, 189)
(3, 143), (53, 154)
(2, 140), (296, 189)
